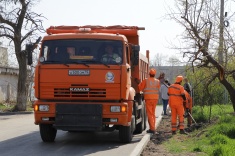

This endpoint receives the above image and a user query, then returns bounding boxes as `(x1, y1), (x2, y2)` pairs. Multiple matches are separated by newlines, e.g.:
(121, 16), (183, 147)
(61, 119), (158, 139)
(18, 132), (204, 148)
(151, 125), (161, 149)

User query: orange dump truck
(28, 25), (150, 143)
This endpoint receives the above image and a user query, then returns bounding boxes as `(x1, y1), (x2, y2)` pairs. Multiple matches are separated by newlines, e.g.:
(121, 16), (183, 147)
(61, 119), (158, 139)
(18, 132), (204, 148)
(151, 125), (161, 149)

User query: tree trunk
(14, 47), (28, 111)
(205, 50), (235, 111)
(220, 79), (235, 111)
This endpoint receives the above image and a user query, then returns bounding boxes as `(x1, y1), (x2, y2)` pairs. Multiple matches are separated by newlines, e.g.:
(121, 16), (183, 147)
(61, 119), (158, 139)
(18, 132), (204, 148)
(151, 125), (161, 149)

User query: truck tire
(135, 101), (146, 134)
(143, 102), (147, 130)
(39, 124), (57, 142)
(119, 116), (134, 143)
(141, 100), (147, 130)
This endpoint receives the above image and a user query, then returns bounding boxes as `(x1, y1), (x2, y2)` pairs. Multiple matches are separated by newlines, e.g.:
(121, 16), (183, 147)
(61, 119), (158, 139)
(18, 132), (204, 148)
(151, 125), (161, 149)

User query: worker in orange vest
(138, 68), (160, 134)
(168, 75), (188, 135)
(183, 90), (193, 128)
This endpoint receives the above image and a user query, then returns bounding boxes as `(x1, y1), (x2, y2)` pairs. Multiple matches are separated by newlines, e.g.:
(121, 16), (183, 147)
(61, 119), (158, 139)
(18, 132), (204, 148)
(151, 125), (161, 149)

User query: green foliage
(212, 144), (235, 156)
(212, 145), (223, 156)
(0, 103), (14, 112)
(192, 104), (233, 123)
(0, 103), (4, 109)
(185, 66), (235, 106)
(210, 134), (228, 145)
(164, 104), (235, 156)
(0, 102), (33, 112)
(192, 107), (208, 122)
(209, 123), (235, 139)
(192, 146), (202, 152)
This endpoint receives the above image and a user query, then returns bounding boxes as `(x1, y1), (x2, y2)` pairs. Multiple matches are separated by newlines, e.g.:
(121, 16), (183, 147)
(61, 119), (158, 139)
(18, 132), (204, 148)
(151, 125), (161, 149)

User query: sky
(33, 0), (183, 62)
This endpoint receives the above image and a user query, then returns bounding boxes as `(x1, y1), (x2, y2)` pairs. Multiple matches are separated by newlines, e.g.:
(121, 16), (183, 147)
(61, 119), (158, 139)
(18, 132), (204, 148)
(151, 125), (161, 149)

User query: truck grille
(54, 88), (106, 98)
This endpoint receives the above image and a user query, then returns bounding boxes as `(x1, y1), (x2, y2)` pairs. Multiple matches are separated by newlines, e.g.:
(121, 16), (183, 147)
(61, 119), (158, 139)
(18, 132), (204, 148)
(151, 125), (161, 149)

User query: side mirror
(132, 45), (140, 66)
(132, 45), (140, 51)
(26, 37), (41, 66)
(26, 44), (33, 65)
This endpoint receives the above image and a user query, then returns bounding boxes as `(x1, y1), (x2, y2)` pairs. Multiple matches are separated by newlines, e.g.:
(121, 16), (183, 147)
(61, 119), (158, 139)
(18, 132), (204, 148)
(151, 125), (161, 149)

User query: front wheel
(119, 115), (134, 143)
(119, 125), (133, 143)
(39, 124), (57, 142)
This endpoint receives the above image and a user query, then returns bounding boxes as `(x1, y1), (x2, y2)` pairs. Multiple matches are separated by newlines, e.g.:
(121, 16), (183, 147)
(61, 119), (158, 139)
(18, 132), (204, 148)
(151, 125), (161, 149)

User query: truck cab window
(100, 44), (122, 64)
(41, 39), (123, 65)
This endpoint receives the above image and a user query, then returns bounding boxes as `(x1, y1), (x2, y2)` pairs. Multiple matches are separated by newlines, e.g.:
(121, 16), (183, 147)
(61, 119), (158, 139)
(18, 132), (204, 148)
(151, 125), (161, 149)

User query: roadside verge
(130, 114), (163, 156)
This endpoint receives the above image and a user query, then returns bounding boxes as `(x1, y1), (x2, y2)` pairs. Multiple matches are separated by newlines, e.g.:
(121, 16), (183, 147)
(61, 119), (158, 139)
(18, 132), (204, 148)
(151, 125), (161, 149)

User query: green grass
(0, 103), (14, 112)
(163, 104), (235, 156)
(0, 102), (33, 112)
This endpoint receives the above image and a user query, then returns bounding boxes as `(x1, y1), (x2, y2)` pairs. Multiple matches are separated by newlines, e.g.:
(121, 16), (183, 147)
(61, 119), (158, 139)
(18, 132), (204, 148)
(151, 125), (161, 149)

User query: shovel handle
(188, 112), (197, 124)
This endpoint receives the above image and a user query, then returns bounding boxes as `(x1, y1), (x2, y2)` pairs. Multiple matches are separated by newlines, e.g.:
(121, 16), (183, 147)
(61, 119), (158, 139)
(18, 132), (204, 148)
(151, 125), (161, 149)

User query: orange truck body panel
(33, 25), (149, 142)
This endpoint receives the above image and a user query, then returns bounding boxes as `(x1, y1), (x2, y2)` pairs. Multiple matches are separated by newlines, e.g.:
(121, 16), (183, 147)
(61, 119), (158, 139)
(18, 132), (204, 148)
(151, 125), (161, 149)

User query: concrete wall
(0, 47), (8, 66)
(0, 46), (18, 103)
(152, 66), (186, 84)
(0, 67), (19, 102)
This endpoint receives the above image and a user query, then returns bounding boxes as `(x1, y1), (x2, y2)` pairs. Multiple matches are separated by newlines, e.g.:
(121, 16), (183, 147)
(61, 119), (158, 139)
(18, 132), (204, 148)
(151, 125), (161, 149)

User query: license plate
(68, 70), (90, 76)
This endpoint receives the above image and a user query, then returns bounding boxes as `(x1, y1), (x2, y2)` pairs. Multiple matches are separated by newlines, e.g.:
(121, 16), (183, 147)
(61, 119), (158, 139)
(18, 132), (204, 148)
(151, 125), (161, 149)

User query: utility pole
(218, 0), (224, 65)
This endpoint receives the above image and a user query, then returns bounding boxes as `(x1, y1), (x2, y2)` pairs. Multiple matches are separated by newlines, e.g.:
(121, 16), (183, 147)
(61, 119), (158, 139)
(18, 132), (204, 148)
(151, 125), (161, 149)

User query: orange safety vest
(168, 84), (185, 104)
(143, 78), (160, 100)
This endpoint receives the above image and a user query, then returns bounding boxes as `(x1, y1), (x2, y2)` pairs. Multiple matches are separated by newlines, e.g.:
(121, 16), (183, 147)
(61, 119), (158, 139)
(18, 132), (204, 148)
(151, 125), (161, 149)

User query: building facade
(0, 46), (18, 103)
(153, 66), (186, 84)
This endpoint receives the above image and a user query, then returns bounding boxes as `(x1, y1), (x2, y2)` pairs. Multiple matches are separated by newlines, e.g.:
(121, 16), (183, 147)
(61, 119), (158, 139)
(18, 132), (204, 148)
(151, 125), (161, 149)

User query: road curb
(130, 133), (151, 156)
(130, 115), (163, 156)
(0, 111), (33, 116)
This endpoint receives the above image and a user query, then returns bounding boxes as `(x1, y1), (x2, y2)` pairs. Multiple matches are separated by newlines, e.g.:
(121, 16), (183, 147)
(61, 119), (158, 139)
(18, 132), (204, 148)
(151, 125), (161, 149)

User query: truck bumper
(33, 101), (131, 130)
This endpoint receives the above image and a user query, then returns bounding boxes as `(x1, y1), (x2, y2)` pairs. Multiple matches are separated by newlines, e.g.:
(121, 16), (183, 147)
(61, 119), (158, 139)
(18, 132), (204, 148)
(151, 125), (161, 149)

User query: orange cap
(175, 75), (183, 83)
(149, 68), (156, 75)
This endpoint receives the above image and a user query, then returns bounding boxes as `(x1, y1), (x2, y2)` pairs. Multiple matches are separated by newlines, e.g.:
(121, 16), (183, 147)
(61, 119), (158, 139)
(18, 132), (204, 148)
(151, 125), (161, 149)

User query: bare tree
(167, 55), (183, 66)
(150, 53), (168, 66)
(0, 0), (44, 111)
(167, 0), (235, 110)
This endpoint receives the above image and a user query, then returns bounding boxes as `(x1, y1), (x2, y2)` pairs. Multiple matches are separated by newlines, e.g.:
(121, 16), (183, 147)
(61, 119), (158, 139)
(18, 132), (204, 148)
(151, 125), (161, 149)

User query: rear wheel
(143, 102), (147, 130)
(39, 124), (57, 142)
(135, 101), (145, 134)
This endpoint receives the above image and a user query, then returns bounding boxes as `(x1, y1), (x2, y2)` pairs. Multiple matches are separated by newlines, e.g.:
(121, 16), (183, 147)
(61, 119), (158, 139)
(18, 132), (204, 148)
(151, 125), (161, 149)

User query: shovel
(188, 112), (202, 129)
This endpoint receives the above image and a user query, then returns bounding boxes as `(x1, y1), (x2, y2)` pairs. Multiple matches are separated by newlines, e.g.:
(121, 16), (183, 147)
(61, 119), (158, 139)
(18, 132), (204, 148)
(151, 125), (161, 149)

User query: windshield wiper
(82, 60), (110, 68)
(71, 61), (90, 67)
(43, 60), (91, 67)
(43, 61), (69, 67)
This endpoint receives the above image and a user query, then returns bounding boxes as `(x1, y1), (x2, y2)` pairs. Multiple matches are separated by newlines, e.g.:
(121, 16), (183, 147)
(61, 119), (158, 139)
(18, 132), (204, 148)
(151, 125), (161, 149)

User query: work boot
(180, 129), (189, 135)
(146, 129), (155, 134)
(177, 125), (180, 130)
(172, 131), (176, 135)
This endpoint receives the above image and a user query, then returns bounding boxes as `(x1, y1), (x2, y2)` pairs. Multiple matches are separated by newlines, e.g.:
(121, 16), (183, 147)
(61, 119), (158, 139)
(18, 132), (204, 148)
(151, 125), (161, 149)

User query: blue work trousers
(162, 99), (169, 115)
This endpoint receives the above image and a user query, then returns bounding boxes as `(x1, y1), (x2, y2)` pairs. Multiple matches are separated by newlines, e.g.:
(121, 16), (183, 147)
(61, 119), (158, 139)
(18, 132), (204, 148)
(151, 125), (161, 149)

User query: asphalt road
(0, 105), (163, 156)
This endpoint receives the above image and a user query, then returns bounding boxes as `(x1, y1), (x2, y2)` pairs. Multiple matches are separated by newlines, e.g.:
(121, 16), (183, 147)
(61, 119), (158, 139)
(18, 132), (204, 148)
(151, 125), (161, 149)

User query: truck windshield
(41, 39), (123, 65)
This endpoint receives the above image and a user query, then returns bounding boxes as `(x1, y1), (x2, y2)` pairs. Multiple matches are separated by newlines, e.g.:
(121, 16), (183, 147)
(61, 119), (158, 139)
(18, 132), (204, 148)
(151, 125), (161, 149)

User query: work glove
(184, 109), (190, 117)
(186, 108), (190, 113)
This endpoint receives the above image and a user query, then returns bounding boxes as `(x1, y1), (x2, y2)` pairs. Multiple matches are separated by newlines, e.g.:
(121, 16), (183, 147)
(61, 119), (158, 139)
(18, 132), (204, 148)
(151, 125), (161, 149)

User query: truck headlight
(110, 106), (120, 112)
(39, 105), (49, 111)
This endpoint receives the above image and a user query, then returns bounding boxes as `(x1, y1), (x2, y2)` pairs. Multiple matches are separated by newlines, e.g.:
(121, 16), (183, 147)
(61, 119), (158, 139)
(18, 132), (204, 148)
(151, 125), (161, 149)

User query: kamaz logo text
(70, 88), (90, 92)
